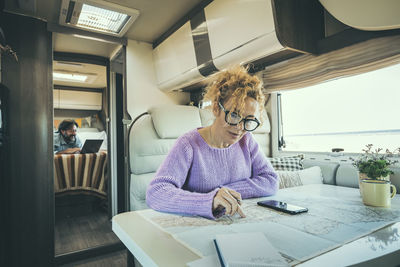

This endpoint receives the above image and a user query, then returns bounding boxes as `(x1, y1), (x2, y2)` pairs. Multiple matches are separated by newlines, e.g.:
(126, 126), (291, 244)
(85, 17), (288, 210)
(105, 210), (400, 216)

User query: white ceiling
(5, 0), (205, 43)
(4, 0), (206, 88)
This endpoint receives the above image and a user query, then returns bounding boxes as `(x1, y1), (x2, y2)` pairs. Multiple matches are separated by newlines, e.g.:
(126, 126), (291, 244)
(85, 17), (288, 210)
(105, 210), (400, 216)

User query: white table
(113, 184), (400, 267)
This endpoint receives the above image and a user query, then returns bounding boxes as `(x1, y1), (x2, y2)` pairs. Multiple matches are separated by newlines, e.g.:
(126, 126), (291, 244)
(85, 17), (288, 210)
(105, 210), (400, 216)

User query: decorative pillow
(269, 154), (304, 171)
(278, 171), (302, 189)
(277, 166), (323, 189)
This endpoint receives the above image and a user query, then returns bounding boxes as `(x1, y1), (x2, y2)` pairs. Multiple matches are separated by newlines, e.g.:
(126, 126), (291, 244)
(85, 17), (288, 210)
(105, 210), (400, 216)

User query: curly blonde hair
(203, 65), (265, 121)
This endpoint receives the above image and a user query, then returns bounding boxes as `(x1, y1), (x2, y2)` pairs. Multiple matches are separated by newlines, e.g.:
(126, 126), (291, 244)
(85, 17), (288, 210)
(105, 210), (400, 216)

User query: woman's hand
(213, 187), (246, 218)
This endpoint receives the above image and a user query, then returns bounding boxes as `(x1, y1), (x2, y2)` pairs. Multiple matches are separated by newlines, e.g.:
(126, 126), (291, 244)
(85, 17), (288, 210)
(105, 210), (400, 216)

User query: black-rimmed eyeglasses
(218, 102), (260, 132)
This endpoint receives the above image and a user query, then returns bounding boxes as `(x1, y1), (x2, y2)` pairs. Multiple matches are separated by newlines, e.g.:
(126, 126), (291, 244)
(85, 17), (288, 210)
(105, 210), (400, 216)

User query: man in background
(54, 119), (82, 154)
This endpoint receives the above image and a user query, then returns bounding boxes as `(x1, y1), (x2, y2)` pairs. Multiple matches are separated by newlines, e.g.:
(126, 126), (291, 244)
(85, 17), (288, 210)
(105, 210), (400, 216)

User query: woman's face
(213, 96), (259, 146)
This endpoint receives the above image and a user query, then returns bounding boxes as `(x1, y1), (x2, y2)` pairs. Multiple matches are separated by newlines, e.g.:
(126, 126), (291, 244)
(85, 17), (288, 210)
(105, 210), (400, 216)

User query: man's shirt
(54, 132), (82, 153)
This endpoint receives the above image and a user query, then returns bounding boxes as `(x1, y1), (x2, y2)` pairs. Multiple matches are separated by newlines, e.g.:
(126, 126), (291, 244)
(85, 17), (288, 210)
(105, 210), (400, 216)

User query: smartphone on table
(257, 200), (308, 215)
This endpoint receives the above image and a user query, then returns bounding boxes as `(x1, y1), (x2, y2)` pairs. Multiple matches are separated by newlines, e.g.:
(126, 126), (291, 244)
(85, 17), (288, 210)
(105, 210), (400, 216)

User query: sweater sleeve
(223, 134), (279, 199)
(146, 136), (219, 219)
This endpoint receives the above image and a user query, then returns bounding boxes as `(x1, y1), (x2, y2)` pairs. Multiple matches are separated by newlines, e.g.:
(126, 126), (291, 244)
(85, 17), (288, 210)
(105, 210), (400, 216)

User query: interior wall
(126, 40), (189, 119)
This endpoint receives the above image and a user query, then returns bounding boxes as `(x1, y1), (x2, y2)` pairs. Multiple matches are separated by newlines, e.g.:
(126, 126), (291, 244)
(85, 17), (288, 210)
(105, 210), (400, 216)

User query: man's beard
(62, 133), (76, 144)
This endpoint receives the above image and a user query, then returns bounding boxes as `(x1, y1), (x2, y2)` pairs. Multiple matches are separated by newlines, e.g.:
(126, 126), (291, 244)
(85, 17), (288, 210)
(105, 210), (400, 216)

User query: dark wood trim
(105, 60), (111, 219)
(54, 84), (104, 93)
(115, 72), (126, 212)
(317, 28), (400, 54)
(54, 52), (109, 66)
(47, 22), (127, 46)
(271, 0), (325, 54)
(153, 0), (213, 48)
(0, 84), (9, 267)
(1, 12), (54, 266)
(122, 46), (131, 212)
(54, 242), (125, 266)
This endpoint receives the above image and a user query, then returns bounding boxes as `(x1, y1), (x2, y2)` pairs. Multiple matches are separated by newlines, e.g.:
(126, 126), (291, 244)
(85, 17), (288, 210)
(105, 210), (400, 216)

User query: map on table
(138, 185), (400, 265)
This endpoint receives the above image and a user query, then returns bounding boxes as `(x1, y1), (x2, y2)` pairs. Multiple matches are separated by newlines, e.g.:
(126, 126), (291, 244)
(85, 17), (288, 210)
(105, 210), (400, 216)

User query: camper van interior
(1, 0), (400, 266)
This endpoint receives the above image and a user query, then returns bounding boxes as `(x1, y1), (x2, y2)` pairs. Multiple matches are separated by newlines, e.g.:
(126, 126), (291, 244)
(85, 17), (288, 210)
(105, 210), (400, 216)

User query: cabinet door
(58, 90), (102, 110)
(205, 0), (283, 69)
(153, 21), (202, 91)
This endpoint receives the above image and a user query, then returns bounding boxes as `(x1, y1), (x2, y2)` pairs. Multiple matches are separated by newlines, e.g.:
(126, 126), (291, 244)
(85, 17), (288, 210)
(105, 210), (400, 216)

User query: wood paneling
(0, 12), (54, 267)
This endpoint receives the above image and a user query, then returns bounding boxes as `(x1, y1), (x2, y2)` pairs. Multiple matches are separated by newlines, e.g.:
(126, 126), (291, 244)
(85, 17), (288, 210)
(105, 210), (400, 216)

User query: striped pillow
(269, 154), (304, 171)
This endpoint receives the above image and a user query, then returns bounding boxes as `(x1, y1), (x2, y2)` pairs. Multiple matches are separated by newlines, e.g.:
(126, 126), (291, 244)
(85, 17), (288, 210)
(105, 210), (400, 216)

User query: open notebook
(214, 232), (289, 267)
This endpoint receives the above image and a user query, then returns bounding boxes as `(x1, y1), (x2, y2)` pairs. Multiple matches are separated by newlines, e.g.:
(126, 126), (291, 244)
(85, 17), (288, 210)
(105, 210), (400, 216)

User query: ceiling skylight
(59, 0), (140, 37)
(77, 4), (130, 34)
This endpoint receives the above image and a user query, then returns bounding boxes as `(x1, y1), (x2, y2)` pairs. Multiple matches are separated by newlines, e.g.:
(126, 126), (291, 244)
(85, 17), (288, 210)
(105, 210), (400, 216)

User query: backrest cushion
(150, 105), (202, 139)
(303, 159), (340, 185)
(130, 114), (176, 174)
(336, 164), (359, 188)
(130, 105), (211, 175)
(278, 166), (323, 189)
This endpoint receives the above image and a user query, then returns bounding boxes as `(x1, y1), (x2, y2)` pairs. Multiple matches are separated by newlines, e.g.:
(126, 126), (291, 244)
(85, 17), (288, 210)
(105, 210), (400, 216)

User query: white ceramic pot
(360, 179), (396, 207)
(358, 173), (390, 195)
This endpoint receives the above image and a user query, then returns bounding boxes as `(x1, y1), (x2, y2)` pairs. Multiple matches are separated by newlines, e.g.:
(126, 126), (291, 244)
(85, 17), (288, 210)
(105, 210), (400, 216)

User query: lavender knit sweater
(146, 128), (278, 219)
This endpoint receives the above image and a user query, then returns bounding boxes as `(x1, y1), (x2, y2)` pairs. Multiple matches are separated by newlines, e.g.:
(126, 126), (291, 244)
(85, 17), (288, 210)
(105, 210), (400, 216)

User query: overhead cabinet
(153, 0), (323, 92)
(153, 22), (201, 91)
(53, 89), (102, 110)
(205, 0), (283, 70)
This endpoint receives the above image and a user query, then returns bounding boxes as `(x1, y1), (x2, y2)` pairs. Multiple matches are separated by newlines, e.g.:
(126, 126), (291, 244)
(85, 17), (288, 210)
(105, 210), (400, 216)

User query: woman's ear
(212, 101), (220, 116)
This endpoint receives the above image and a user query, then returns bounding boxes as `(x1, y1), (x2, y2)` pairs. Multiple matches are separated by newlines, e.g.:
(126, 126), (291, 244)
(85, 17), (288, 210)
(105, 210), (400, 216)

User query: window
(279, 63), (400, 153)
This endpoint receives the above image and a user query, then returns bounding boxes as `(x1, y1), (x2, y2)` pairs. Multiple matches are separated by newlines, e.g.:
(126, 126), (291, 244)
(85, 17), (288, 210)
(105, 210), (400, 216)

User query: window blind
(261, 35), (400, 92)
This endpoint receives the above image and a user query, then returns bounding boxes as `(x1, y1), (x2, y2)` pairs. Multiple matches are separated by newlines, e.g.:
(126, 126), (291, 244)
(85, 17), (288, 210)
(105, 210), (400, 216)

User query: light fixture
(55, 61), (84, 68)
(59, 0), (140, 37)
(53, 72), (88, 82)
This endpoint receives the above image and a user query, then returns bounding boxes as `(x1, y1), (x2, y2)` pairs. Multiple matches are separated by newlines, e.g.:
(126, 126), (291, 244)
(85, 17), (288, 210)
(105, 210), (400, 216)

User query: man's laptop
(80, 139), (103, 154)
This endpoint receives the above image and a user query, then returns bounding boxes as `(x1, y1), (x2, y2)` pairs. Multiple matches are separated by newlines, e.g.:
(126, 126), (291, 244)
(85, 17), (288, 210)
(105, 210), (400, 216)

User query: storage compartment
(54, 89), (102, 110)
(206, 0), (283, 69)
(153, 21), (202, 91)
(152, 0), (324, 92)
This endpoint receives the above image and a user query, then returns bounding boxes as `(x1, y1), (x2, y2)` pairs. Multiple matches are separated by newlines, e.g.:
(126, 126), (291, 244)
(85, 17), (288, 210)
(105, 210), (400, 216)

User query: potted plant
(351, 144), (399, 181)
(351, 144), (399, 206)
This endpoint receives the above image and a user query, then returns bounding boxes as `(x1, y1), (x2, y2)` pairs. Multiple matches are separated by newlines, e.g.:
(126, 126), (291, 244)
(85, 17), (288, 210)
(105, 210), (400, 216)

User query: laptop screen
(80, 139), (103, 154)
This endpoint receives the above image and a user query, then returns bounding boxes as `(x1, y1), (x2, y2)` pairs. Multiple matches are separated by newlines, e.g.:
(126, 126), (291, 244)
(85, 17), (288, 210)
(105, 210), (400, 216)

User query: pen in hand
(213, 187), (246, 218)
(223, 188), (246, 218)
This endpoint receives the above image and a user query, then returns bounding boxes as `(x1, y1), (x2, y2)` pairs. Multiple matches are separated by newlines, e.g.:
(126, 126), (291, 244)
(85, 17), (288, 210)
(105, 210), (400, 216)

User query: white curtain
(261, 35), (400, 92)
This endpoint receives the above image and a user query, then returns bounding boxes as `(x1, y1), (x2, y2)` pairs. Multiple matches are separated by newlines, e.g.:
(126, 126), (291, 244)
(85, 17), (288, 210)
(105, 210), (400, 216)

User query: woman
(146, 66), (278, 219)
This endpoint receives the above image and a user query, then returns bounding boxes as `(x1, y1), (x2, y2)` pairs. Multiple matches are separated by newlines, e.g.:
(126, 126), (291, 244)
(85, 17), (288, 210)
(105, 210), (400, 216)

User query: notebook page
(215, 232), (288, 267)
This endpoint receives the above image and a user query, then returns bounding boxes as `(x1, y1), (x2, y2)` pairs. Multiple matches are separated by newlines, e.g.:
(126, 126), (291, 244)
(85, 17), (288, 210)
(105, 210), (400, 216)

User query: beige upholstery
(252, 109), (270, 156)
(128, 105), (271, 210)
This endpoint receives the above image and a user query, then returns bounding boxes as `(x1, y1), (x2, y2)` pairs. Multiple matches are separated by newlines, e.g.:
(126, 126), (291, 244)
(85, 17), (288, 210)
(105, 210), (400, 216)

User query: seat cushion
(130, 172), (155, 210)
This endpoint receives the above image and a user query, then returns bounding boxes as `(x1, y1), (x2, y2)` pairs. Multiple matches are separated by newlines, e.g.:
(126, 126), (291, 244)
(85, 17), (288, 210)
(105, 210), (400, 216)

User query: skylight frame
(59, 0), (140, 37)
